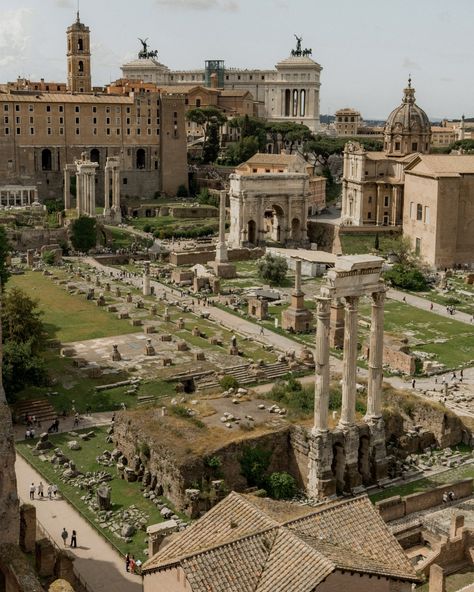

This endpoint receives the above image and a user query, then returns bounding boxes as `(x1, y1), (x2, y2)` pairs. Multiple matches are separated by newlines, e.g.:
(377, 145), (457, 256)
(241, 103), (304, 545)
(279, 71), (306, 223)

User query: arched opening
(284, 89), (291, 116)
(331, 443), (346, 495)
(358, 435), (371, 485)
(41, 148), (52, 171)
(267, 144), (273, 154)
(300, 89), (306, 117)
(78, 38), (84, 51)
(136, 148), (146, 169)
(264, 204), (285, 243)
(247, 220), (256, 245)
(291, 218), (301, 241)
(90, 148), (100, 165)
(196, 98), (201, 108)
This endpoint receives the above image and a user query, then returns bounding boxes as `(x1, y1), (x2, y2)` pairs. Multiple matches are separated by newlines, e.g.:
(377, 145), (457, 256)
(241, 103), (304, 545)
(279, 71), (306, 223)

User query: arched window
(41, 149), (52, 171)
(90, 148), (100, 164)
(299, 89), (306, 117)
(196, 98), (201, 108)
(78, 38), (83, 51)
(78, 60), (84, 73)
(136, 148), (145, 169)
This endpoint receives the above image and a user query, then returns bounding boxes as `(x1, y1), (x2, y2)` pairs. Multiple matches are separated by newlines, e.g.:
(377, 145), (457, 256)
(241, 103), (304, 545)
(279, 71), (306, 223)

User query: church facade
(341, 80), (431, 227)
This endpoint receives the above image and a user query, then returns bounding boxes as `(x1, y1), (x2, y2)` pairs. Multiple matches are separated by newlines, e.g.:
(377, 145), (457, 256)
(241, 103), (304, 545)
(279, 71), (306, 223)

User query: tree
(2, 288), (45, 353)
(267, 472), (297, 500)
(0, 225), (11, 289)
(3, 340), (48, 401)
(257, 253), (288, 285)
(70, 216), (97, 252)
(239, 446), (271, 487)
(384, 264), (428, 291)
(186, 106), (227, 164)
(202, 122), (220, 164)
(176, 184), (189, 197)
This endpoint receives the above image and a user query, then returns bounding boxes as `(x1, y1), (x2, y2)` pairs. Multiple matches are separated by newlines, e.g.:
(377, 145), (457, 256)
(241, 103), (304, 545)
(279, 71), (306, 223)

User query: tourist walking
(430, 302), (433, 311)
(47, 485), (53, 500)
(29, 483), (36, 500)
(125, 553), (130, 572)
(129, 555), (136, 574)
(61, 528), (68, 547)
(70, 530), (77, 548)
(38, 481), (44, 499)
(411, 379), (416, 389)
(52, 484), (58, 498)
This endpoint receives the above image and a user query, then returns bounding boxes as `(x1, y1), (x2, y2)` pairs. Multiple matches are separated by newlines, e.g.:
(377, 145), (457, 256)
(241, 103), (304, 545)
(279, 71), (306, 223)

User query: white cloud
(53, 0), (74, 7)
(155, 0), (238, 11)
(0, 9), (33, 67)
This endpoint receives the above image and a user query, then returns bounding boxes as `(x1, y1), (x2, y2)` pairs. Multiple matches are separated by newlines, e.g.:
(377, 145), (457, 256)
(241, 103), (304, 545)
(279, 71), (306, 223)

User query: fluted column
(366, 290), (385, 419)
(215, 190), (228, 263)
(76, 172), (83, 215)
(64, 169), (71, 209)
(313, 296), (331, 433)
(89, 173), (96, 215)
(104, 167), (110, 212)
(339, 296), (359, 427)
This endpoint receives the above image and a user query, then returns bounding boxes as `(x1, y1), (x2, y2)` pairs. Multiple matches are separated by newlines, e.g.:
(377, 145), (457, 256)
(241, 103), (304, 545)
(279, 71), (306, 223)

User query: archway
(358, 435), (371, 485)
(41, 149), (52, 171)
(264, 204), (285, 243)
(78, 60), (84, 73)
(331, 443), (346, 495)
(78, 38), (84, 51)
(291, 217), (301, 241)
(136, 148), (146, 169)
(90, 148), (100, 165)
(247, 220), (256, 245)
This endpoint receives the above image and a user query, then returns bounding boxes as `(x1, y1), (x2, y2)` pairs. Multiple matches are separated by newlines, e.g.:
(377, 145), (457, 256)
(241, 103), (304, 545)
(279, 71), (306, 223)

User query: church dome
(384, 79), (431, 156)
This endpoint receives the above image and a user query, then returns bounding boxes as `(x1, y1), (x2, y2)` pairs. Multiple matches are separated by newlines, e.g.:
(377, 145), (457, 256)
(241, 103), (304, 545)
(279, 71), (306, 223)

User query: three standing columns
(339, 296), (359, 428)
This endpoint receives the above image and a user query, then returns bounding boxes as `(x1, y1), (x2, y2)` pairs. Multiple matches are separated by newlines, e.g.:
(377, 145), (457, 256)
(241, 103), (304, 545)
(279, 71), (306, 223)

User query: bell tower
(66, 11), (92, 93)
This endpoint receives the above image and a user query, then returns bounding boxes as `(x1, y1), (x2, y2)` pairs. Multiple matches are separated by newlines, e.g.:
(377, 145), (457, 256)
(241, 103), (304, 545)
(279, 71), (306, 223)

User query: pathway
(15, 454), (141, 592)
(14, 411), (114, 442)
(387, 288), (473, 325)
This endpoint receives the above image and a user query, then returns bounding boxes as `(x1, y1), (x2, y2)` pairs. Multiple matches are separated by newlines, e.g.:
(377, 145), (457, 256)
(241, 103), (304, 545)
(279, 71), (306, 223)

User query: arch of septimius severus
(308, 255), (388, 497)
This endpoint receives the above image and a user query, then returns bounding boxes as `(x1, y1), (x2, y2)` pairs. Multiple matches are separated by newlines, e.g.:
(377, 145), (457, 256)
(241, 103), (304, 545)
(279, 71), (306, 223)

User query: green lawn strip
(339, 233), (397, 255)
(369, 463), (474, 504)
(412, 289), (473, 316)
(17, 427), (187, 561)
(9, 272), (140, 342)
(359, 299), (474, 368)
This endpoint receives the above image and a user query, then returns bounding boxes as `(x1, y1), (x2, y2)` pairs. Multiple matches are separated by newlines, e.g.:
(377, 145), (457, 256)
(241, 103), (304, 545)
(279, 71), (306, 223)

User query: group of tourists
(61, 528), (78, 548)
(29, 481), (58, 500)
(125, 553), (142, 574)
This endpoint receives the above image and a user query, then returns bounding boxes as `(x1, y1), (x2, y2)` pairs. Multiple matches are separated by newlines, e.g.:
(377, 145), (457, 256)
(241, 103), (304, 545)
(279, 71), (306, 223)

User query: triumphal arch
(308, 255), (388, 497)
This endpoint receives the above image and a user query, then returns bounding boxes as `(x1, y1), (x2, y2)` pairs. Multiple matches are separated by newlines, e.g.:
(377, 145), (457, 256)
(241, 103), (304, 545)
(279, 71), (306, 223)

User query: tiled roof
(143, 493), (419, 590)
(238, 152), (303, 167)
(0, 91), (133, 104)
(406, 154), (474, 175)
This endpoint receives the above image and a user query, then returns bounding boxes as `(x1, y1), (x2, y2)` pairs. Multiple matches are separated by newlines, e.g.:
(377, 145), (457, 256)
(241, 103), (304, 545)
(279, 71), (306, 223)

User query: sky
(0, 0), (472, 120)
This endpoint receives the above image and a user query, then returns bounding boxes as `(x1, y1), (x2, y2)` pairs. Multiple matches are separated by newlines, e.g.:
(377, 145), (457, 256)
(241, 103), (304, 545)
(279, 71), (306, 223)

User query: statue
(294, 34), (302, 54)
(138, 37), (149, 59)
(292, 35), (312, 58)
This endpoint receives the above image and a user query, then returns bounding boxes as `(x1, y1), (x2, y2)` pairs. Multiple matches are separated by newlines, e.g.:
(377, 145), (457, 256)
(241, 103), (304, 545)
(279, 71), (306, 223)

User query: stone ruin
(281, 258), (313, 333)
(308, 255), (388, 498)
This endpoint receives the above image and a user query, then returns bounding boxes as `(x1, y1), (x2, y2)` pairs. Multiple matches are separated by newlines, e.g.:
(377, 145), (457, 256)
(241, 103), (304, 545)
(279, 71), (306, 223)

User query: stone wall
(169, 247), (264, 266)
(7, 228), (68, 251)
(376, 479), (473, 521)
(0, 402), (20, 545)
(170, 206), (217, 219)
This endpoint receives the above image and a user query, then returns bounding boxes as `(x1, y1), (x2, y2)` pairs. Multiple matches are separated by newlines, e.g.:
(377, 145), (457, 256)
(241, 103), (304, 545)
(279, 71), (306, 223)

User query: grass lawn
(370, 462), (474, 504)
(359, 299), (474, 369)
(9, 272), (140, 342)
(416, 566), (474, 592)
(128, 215), (218, 236)
(340, 232), (399, 255)
(108, 227), (151, 251)
(17, 427), (187, 561)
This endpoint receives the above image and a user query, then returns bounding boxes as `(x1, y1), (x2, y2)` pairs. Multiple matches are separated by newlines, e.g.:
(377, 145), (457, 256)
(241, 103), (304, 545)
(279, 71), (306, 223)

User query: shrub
(142, 224), (153, 233)
(205, 456), (222, 470)
(267, 472), (297, 500)
(257, 253), (288, 285)
(70, 216), (97, 252)
(239, 446), (271, 487)
(41, 250), (55, 265)
(176, 184), (189, 197)
(384, 264), (428, 291)
(170, 404), (190, 418)
(140, 441), (150, 459)
(220, 375), (239, 390)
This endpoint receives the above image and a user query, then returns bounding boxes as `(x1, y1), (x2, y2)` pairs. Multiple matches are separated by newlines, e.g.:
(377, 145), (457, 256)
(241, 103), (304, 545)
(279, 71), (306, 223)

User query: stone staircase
(262, 361), (292, 381)
(14, 399), (58, 425)
(195, 374), (220, 392)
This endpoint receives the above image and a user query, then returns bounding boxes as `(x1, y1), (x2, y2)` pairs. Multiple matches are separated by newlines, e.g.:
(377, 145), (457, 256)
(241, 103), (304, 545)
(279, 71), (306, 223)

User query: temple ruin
(308, 255), (388, 497)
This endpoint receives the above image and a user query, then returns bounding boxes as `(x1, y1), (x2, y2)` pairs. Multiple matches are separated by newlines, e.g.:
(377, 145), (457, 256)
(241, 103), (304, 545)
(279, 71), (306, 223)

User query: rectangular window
(15, 104), (20, 112)
(47, 128), (52, 135)
(59, 105), (64, 112)
(3, 116), (8, 124)
(415, 237), (421, 255)
(16, 127), (20, 134)
(106, 128), (110, 135)
(47, 116), (52, 124)
(156, 128), (159, 135)
(3, 104), (9, 112)
(29, 116), (34, 124)
(395, 141), (400, 150)
(127, 128), (130, 135)
(92, 106), (97, 113)
(76, 128), (80, 135)
(147, 128), (151, 135)
(412, 142), (418, 151)
(30, 127), (34, 135)
(424, 206), (430, 224)
(126, 107), (131, 113)
(75, 117), (80, 124)
(93, 117), (97, 124)
(93, 128), (97, 135)
(367, 212), (372, 219)
(106, 107), (110, 113)
(59, 127), (64, 135)
(384, 195), (389, 207)
(137, 128), (141, 135)
(75, 106), (80, 113)
(123, 177), (127, 185)
(4, 127), (9, 134)
(46, 105), (51, 112)
(416, 203), (423, 221)
(116, 106), (121, 113)
(368, 195), (372, 204)
(106, 117), (110, 124)
(126, 117), (130, 125)
(59, 117), (64, 124)
(116, 117), (120, 125)
(116, 128), (120, 135)
(15, 116), (20, 124)
(28, 104), (34, 112)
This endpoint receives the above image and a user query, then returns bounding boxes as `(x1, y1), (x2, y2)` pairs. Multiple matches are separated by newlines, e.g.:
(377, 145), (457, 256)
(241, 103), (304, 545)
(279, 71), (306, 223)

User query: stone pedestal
(340, 425), (363, 492)
(96, 484), (111, 510)
(281, 259), (313, 333)
(145, 339), (156, 356)
(307, 431), (336, 498)
(210, 190), (236, 278)
(20, 504), (36, 553)
(177, 317), (185, 330)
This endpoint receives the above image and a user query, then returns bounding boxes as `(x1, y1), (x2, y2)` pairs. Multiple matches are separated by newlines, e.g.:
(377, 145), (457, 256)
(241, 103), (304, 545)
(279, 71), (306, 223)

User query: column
(366, 290), (385, 419)
(76, 172), (83, 215)
(215, 190), (228, 263)
(89, 172), (96, 215)
(339, 296), (359, 427)
(391, 187), (397, 226)
(114, 168), (120, 209)
(294, 258), (302, 294)
(104, 167), (110, 212)
(64, 168), (71, 209)
(313, 296), (331, 433)
(375, 186), (382, 225)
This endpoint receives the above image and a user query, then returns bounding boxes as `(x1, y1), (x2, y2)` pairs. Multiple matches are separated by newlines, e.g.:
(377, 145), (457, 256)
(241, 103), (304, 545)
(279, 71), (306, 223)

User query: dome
(383, 79), (431, 156)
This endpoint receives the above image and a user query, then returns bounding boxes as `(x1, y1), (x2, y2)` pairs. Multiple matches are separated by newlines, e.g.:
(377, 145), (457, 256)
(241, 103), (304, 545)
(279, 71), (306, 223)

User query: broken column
(145, 339), (155, 356)
(281, 258), (313, 333)
(143, 262), (151, 296)
(75, 152), (98, 217)
(329, 299), (345, 348)
(210, 190), (236, 278)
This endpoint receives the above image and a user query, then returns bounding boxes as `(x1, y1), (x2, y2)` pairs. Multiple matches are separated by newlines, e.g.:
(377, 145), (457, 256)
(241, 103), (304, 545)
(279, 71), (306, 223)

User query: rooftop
(143, 492), (419, 590)
(406, 154), (474, 176)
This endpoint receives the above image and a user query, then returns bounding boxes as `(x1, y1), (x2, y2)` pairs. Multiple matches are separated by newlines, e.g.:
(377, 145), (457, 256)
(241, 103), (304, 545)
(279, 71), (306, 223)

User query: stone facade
(228, 152), (324, 247)
(0, 15), (188, 200)
(334, 107), (362, 136)
(403, 154), (474, 268)
(122, 37), (322, 132)
(341, 80), (431, 227)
